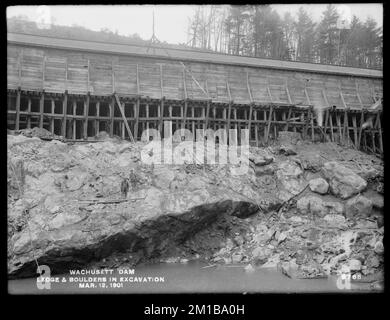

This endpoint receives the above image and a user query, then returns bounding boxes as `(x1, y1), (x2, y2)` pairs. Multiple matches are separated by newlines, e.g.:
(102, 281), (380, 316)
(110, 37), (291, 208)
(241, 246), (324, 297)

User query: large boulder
(321, 161), (367, 199)
(345, 195), (373, 218)
(309, 178), (329, 195)
(276, 160), (306, 201)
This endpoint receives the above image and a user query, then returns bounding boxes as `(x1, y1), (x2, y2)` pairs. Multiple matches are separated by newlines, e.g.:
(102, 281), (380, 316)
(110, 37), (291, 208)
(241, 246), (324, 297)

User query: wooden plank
(254, 110), (259, 147)
(323, 108), (329, 142)
(15, 88), (20, 130)
(51, 99), (55, 134)
(329, 109), (334, 142)
(183, 100), (188, 129)
(285, 106), (292, 131)
(87, 59), (90, 92)
(310, 108), (315, 141)
(159, 98), (164, 134)
(265, 106), (273, 143)
(27, 98), (31, 129)
(111, 60), (115, 93)
(336, 113), (342, 143)
(343, 109), (348, 144)
(18, 49), (22, 88)
(355, 80), (364, 109)
(180, 62), (208, 98)
(83, 94), (89, 139)
(285, 79), (292, 104)
(358, 109), (364, 147)
(95, 101), (100, 135)
(246, 72), (253, 102)
(248, 103), (253, 140)
(352, 114), (358, 148)
(114, 93), (135, 142)
(42, 55), (46, 90)
(267, 78), (273, 102)
(73, 100), (76, 140)
(62, 92), (67, 137)
(136, 64), (140, 95)
(134, 98), (140, 140)
(110, 97), (114, 137)
(205, 100), (210, 129)
(39, 91), (44, 129)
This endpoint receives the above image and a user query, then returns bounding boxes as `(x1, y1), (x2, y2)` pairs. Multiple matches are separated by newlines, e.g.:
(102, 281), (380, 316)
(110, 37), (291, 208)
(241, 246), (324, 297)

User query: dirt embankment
(7, 129), (384, 284)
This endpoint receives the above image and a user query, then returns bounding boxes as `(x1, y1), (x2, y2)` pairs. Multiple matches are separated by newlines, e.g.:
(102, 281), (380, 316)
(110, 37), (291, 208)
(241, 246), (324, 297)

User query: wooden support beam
(343, 109), (348, 145)
(246, 72), (253, 103)
(336, 113), (342, 144)
(329, 110), (334, 142)
(304, 87), (311, 105)
(180, 62), (208, 98)
(310, 108), (315, 141)
(109, 96), (114, 137)
(183, 100), (188, 129)
(339, 82), (348, 109)
(39, 91), (44, 129)
(95, 101), (100, 135)
(73, 100), (76, 140)
(285, 79), (292, 104)
(62, 91), (67, 137)
(267, 78), (273, 102)
(205, 100), (210, 129)
(159, 98), (164, 134)
(27, 98), (31, 129)
(83, 94), (90, 140)
(265, 106), (273, 143)
(285, 106), (292, 131)
(323, 108), (329, 142)
(15, 88), (21, 130)
(114, 93), (135, 143)
(273, 108), (277, 139)
(254, 110), (259, 147)
(358, 109), (364, 147)
(134, 99), (140, 140)
(352, 114), (358, 148)
(248, 103), (253, 141)
(50, 99), (55, 134)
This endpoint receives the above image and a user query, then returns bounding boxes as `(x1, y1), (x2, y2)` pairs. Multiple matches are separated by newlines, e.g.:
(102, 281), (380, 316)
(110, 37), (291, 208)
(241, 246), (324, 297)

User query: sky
(7, 4), (383, 45)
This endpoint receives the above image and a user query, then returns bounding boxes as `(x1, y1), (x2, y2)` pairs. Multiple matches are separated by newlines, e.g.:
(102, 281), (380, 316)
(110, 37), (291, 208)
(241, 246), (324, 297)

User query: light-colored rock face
(321, 161), (367, 199)
(345, 195), (373, 218)
(309, 178), (329, 195)
(276, 160), (306, 201)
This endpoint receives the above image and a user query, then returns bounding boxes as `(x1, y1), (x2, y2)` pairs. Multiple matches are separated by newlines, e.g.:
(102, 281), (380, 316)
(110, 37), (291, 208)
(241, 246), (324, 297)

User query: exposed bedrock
(7, 132), (384, 279)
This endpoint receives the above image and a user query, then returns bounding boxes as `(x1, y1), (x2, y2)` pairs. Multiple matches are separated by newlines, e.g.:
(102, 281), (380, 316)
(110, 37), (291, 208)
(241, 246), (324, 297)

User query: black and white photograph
(7, 4), (383, 295)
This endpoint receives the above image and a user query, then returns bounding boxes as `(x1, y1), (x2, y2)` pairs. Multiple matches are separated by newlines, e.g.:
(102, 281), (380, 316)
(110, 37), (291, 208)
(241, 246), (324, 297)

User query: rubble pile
(7, 130), (384, 288)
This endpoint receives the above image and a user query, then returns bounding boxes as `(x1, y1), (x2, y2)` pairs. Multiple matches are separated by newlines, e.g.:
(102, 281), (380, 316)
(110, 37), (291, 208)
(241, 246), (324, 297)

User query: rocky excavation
(7, 128), (384, 290)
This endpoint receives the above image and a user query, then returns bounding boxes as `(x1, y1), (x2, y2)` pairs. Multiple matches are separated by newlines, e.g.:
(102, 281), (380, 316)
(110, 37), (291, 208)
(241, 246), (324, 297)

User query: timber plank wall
(8, 33), (382, 109)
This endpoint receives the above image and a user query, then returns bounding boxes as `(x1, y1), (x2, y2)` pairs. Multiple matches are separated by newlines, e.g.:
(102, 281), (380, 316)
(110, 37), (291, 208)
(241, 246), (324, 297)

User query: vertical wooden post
(248, 103), (253, 143)
(343, 109), (348, 145)
(62, 91), (67, 138)
(146, 103), (149, 133)
(265, 105), (273, 144)
(285, 79), (292, 104)
(15, 88), (21, 130)
(84, 94), (90, 140)
(310, 108), (315, 142)
(285, 107), (292, 131)
(73, 100), (76, 140)
(336, 112), (342, 144)
(323, 108), (329, 142)
(27, 98), (31, 129)
(183, 100), (188, 130)
(292, 111), (296, 133)
(329, 109), (334, 142)
(87, 59), (90, 93)
(50, 99), (55, 134)
(109, 96), (114, 137)
(254, 110), (259, 147)
(159, 98), (164, 135)
(134, 99), (140, 141)
(96, 101), (100, 136)
(205, 100), (210, 129)
(358, 109), (365, 147)
(39, 91), (44, 129)
(352, 114), (358, 148)
(273, 107), (277, 140)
